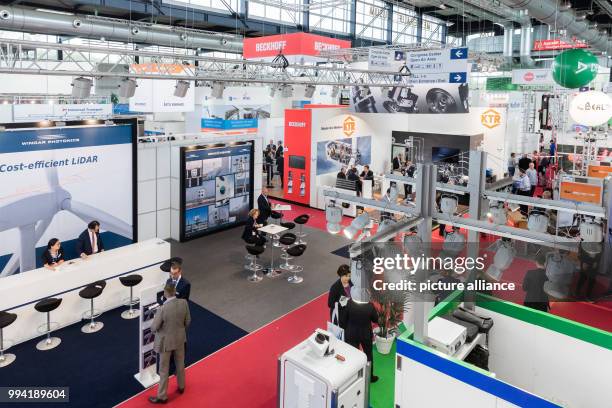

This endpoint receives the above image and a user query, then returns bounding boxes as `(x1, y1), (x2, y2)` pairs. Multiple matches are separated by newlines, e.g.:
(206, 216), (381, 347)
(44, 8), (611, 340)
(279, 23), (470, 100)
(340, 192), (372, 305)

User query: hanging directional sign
(404, 47), (469, 85)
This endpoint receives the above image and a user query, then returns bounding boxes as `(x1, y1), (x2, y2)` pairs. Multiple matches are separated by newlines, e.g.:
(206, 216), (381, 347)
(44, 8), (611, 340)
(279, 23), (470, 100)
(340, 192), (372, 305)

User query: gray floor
(169, 225), (350, 332)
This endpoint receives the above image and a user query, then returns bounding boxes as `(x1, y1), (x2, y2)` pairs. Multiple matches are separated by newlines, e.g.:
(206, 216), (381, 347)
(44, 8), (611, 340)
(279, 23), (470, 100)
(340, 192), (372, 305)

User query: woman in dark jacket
(242, 209), (266, 246)
(327, 264), (353, 329)
(345, 297), (379, 383)
(42, 238), (65, 270)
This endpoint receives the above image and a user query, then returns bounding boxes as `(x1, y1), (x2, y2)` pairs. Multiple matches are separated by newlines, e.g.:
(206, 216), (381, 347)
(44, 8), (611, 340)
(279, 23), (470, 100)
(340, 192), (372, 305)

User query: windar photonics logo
(481, 109), (501, 129)
(343, 116), (356, 136)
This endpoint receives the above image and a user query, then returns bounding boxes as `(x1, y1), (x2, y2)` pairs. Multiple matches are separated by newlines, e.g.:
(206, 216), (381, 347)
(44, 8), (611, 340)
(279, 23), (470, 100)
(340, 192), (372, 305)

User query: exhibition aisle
(118, 294), (329, 408)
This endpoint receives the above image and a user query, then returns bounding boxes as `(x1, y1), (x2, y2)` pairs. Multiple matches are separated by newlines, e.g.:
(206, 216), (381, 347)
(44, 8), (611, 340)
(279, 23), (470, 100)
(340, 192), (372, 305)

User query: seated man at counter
(337, 166), (347, 180)
(359, 165), (374, 181)
(76, 220), (104, 258)
(42, 238), (65, 270)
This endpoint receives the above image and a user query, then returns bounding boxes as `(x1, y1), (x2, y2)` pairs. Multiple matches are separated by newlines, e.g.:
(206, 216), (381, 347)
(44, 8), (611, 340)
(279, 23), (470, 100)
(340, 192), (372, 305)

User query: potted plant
(373, 291), (403, 355)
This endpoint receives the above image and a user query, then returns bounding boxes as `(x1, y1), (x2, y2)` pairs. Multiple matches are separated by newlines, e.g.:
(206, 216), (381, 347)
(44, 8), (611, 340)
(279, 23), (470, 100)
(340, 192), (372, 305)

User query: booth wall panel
(138, 180), (157, 214)
(156, 144), (172, 178)
(137, 147), (157, 182)
(171, 209), (180, 241)
(156, 209), (171, 240)
(157, 178), (171, 211)
(138, 213), (157, 241)
(476, 306), (612, 408)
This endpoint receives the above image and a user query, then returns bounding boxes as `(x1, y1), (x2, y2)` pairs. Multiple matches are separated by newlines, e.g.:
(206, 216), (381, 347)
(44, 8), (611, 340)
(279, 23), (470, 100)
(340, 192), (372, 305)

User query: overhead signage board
(569, 91), (612, 127)
(511, 69), (554, 85)
(533, 39), (588, 51)
(13, 103), (112, 122)
(368, 49), (406, 72)
(403, 47), (468, 85)
(243, 33), (350, 62)
(129, 64), (195, 113)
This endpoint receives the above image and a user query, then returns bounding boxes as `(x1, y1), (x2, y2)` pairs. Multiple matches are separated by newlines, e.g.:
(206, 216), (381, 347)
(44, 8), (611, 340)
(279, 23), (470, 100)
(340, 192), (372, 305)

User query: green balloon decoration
(551, 49), (599, 89)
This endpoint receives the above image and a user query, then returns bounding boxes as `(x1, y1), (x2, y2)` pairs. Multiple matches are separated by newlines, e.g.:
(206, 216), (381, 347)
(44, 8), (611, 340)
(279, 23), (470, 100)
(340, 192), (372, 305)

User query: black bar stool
(280, 221), (295, 231)
(270, 210), (283, 224)
(34, 298), (62, 351)
(119, 275), (143, 320)
(79, 280), (106, 334)
(245, 245), (265, 283)
(285, 244), (306, 284)
(278, 233), (297, 271)
(293, 214), (310, 244)
(0, 311), (17, 367)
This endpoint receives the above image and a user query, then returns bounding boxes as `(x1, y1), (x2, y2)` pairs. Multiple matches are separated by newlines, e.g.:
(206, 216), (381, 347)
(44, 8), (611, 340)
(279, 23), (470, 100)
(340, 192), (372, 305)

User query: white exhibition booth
(0, 239), (169, 345)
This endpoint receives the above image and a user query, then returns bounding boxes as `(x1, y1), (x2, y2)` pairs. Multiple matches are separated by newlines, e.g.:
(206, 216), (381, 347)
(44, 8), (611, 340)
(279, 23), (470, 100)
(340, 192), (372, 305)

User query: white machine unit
(278, 329), (368, 408)
(427, 317), (467, 356)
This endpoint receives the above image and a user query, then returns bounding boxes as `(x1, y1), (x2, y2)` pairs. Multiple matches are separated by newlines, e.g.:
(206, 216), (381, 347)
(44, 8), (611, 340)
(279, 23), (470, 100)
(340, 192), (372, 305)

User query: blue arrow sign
(449, 72), (467, 83)
(450, 48), (468, 60)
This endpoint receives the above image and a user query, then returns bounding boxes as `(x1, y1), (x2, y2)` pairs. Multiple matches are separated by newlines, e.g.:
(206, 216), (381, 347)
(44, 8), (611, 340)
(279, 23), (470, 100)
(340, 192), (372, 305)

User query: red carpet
(117, 294), (329, 408)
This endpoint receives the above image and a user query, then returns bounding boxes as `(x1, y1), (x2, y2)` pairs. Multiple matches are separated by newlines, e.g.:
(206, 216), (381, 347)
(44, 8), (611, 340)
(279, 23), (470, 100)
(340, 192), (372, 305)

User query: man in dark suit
(276, 152), (284, 188)
(347, 167), (361, 195)
(392, 154), (401, 171)
(337, 167), (347, 180)
(167, 262), (191, 301)
(76, 220), (104, 258)
(257, 187), (272, 225)
(360, 165), (374, 181)
(149, 285), (191, 404)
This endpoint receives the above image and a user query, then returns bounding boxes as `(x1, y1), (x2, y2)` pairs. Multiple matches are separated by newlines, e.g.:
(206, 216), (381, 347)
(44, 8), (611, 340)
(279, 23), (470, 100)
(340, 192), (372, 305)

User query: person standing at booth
(327, 264), (352, 329)
(276, 151), (284, 188)
(42, 238), (65, 270)
(148, 285), (191, 404)
(345, 296), (379, 383)
(167, 262), (191, 301)
(257, 187), (272, 225)
(76, 220), (104, 258)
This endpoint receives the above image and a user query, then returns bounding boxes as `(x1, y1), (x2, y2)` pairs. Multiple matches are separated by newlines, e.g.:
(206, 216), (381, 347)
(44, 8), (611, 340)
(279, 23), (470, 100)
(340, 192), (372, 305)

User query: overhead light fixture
(304, 85), (316, 98)
(527, 211), (549, 233)
(174, 80), (190, 98)
(344, 212), (371, 240)
(269, 86), (276, 97)
(71, 77), (93, 98)
(580, 219), (603, 243)
(442, 230), (465, 257)
(326, 204), (343, 234)
(388, 186), (398, 202)
(211, 81), (225, 99)
(440, 195), (458, 215)
(487, 201), (507, 225)
(485, 240), (515, 281)
(281, 84), (294, 98)
(331, 85), (340, 98)
(377, 218), (396, 236)
(438, 4), (447, 9)
(118, 78), (137, 98)
(544, 252), (573, 298)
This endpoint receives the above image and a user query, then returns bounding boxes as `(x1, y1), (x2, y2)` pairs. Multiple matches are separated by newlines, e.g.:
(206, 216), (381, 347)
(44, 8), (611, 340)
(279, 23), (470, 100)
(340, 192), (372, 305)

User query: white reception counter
(0, 238), (170, 345)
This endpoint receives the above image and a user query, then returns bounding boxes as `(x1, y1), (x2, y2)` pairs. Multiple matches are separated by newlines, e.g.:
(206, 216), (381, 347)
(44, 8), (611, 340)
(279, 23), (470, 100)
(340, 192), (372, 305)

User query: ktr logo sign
(481, 109), (501, 129)
(343, 116), (356, 136)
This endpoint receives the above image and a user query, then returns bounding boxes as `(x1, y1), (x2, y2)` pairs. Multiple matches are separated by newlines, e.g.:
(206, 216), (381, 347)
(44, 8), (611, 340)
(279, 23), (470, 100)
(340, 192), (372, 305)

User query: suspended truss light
(544, 252), (574, 299)
(580, 219), (603, 243)
(326, 204), (343, 235)
(485, 240), (515, 281)
(344, 212), (371, 240)
(442, 230), (466, 257)
(388, 186), (398, 202)
(331, 85), (340, 98)
(487, 201), (507, 225)
(377, 218), (396, 236)
(304, 85), (316, 98)
(527, 211), (549, 233)
(71, 77), (92, 98)
(118, 78), (137, 98)
(350, 259), (370, 303)
(281, 84), (294, 98)
(211, 81), (225, 99)
(174, 80), (190, 98)
(440, 195), (458, 215)
(269, 86), (276, 97)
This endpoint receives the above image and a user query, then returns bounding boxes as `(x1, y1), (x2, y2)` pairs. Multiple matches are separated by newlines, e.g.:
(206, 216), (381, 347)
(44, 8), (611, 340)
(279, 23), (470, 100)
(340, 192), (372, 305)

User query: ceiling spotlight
(174, 80), (190, 98)
(580, 219), (603, 243)
(527, 210), (549, 233)
(485, 240), (515, 281)
(118, 78), (137, 98)
(211, 81), (225, 99)
(344, 212), (371, 240)
(331, 85), (340, 98)
(326, 204), (343, 234)
(544, 252), (574, 299)
(560, 1), (571, 10)
(487, 201), (507, 225)
(281, 84), (294, 98)
(304, 85), (316, 98)
(71, 77), (93, 98)
(442, 230), (465, 257)
(269, 86), (276, 97)
(440, 195), (458, 215)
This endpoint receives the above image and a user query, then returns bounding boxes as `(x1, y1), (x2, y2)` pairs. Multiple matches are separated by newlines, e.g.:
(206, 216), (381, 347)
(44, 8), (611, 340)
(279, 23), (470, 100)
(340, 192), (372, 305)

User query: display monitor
(181, 142), (253, 241)
(289, 155), (306, 169)
(432, 147), (461, 163)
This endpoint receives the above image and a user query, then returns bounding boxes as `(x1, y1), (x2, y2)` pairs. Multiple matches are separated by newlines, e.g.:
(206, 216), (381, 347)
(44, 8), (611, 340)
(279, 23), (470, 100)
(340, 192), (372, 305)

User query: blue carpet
(0, 301), (247, 408)
(331, 244), (351, 259)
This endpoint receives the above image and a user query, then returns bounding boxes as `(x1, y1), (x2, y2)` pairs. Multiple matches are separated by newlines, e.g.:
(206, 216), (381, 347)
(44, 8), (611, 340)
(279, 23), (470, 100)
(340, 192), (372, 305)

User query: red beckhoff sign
(243, 33), (350, 59)
(533, 39), (588, 51)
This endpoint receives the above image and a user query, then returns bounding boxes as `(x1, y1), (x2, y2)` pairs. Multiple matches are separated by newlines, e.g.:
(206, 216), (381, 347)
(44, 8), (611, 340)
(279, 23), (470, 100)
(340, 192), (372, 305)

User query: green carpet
(369, 342), (396, 408)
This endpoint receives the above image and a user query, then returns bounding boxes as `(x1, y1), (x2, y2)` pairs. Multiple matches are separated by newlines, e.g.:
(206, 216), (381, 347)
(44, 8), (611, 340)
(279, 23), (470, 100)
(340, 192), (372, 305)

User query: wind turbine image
(0, 165), (132, 277)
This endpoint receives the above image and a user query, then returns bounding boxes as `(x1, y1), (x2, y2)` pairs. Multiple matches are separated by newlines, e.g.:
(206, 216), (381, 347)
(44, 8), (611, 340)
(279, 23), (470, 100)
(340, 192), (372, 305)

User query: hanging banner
(559, 181), (603, 204)
(349, 83), (469, 114)
(402, 47), (468, 85)
(243, 33), (350, 62)
(569, 91), (612, 127)
(200, 86), (270, 133)
(511, 69), (554, 85)
(129, 64), (195, 113)
(13, 104), (110, 122)
(533, 39), (588, 51)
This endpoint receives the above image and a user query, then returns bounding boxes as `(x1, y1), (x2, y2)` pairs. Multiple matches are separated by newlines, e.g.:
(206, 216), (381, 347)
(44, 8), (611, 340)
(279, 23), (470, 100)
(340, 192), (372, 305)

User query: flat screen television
(181, 141), (254, 241)
(289, 155), (306, 169)
(432, 147), (461, 164)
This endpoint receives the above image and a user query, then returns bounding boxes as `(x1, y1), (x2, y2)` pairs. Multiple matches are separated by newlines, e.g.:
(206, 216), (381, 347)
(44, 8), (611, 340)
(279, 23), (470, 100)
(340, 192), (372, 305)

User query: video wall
(181, 142), (253, 241)
(0, 120), (136, 276)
